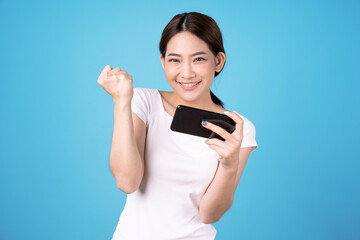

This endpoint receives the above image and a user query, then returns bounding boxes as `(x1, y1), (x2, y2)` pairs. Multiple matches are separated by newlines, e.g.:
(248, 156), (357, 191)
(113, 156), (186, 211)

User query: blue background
(1, 0), (359, 239)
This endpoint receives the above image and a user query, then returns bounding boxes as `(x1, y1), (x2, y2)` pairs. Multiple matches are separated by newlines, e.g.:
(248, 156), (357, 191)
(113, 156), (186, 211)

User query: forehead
(166, 31), (210, 55)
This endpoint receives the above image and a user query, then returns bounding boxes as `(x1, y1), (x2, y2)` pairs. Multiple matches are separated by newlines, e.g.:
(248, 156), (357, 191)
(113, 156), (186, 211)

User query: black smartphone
(170, 105), (236, 141)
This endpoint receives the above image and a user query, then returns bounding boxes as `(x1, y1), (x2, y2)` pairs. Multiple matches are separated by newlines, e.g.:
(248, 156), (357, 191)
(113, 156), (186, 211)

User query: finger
(205, 137), (229, 149)
(202, 120), (234, 143)
(224, 111), (244, 136)
(111, 67), (121, 72)
(107, 68), (126, 83)
(100, 65), (112, 80)
(108, 67), (122, 78)
(207, 143), (227, 160)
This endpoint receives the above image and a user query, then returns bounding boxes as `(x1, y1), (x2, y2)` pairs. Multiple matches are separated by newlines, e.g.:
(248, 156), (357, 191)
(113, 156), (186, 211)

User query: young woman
(98, 11), (258, 240)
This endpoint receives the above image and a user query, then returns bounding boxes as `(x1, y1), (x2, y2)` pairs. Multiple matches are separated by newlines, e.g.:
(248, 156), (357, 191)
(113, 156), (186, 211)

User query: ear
(160, 54), (165, 70)
(215, 52), (226, 73)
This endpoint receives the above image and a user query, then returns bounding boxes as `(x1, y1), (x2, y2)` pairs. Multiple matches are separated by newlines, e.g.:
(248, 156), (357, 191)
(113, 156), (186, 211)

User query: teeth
(178, 81), (200, 87)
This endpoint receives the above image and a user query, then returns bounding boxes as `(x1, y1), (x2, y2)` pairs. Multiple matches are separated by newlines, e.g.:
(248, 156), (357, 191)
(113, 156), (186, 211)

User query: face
(160, 31), (225, 104)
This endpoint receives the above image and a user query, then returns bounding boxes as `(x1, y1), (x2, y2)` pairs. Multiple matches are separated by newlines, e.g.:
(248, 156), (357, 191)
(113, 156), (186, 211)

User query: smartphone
(170, 105), (236, 141)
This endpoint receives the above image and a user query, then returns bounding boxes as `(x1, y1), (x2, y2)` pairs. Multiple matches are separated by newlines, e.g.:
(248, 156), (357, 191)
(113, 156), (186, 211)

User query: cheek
(165, 66), (179, 79)
(197, 63), (215, 77)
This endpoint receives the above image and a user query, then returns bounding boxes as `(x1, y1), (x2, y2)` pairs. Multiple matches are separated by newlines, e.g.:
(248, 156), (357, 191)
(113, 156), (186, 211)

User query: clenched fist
(97, 65), (134, 104)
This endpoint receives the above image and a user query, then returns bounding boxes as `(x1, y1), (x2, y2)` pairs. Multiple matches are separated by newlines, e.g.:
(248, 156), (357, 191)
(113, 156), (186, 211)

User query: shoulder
(133, 87), (158, 94)
(131, 88), (163, 116)
(133, 87), (160, 99)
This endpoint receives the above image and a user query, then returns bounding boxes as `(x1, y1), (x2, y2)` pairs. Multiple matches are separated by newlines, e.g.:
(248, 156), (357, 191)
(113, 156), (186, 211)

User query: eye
(168, 59), (179, 62)
(195, 57), (205, 62)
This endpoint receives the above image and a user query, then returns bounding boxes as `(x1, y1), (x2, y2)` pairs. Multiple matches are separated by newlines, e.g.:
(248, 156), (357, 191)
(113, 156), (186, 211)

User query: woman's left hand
(202, 111), (244, 170)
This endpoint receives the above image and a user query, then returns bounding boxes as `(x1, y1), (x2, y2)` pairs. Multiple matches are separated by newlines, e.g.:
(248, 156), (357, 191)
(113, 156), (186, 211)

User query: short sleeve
(131, 88), (150, 127)
(234, 111), (258, 153)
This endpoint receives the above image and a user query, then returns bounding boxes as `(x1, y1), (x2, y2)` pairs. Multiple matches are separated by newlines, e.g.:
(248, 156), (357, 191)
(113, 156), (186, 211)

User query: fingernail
(201, 120), (207, 126)
(224, 111), (229, 114)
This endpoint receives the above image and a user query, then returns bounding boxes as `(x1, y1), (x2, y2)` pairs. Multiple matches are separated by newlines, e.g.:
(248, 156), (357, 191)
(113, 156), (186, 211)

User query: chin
(177, 91), (205, 104)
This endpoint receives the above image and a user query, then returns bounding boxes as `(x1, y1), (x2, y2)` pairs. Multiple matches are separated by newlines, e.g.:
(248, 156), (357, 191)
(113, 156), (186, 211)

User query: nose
(180, 61), (195, 79)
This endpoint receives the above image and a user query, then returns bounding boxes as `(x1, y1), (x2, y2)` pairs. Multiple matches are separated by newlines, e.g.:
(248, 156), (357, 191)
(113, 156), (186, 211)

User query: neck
(170, 90), (217, 111)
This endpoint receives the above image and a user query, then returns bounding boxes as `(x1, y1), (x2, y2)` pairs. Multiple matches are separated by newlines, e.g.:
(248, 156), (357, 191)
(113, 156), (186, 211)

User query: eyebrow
(167, 51), (207, 57)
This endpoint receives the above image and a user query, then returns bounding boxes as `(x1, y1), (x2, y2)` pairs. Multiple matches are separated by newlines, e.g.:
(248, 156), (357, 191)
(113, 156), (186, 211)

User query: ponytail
(210, 90), (224, 108)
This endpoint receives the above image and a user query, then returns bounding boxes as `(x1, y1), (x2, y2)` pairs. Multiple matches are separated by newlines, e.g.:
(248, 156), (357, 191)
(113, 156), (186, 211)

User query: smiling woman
(97, 11), (258, 240)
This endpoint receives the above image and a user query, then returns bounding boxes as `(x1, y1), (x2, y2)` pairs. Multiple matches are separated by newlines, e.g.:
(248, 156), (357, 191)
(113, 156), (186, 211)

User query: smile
(175, 80), (201, 86)
(175, 80), (202, 91)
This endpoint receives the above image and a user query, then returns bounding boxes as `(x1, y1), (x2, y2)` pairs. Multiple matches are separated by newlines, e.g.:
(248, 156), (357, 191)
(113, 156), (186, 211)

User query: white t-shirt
(111, 88), (258, 240)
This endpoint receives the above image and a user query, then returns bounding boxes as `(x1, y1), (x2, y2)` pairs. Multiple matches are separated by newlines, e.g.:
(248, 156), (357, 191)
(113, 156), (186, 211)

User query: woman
(98, 11), (258, 240)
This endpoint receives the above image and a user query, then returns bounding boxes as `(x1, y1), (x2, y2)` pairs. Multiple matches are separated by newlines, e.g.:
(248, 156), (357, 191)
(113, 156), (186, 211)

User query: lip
(176, 80), (201, 91)
(176, 80), (201, 84)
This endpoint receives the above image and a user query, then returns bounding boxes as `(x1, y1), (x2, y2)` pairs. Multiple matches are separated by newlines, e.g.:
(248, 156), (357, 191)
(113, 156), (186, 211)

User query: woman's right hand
(97, 65), (134, 104)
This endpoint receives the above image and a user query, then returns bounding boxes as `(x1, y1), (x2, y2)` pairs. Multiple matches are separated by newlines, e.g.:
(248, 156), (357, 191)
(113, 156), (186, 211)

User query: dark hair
(159, 12), (226, 108)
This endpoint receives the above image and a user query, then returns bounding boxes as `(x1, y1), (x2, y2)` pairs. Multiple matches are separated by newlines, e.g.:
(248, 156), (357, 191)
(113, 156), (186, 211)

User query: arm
(110, 101), (146, 194)
(109, 101), (147, 194)
(199, 147), (253, 224)
(97, 65), (146, 194)
(199, 111), (256, 224)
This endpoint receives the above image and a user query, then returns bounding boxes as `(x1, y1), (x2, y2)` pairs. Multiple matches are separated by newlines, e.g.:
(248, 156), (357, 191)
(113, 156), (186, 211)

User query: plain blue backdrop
(0, 0), (359, 239)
